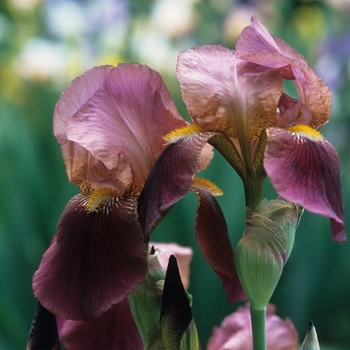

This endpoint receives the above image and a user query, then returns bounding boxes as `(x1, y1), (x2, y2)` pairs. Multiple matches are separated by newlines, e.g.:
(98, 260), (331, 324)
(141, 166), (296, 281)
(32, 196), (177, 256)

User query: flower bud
(301, 321), (320, 350)
(129, 246), (199, 349)
(129, 246), (166, 346)
(235, 199), (302, 310)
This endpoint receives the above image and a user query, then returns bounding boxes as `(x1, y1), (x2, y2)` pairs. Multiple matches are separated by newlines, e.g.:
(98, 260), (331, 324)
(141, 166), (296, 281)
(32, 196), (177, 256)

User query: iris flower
(32, 63), (240, 321)
(142, 16), (345, 248)
(32, 63), (193, 321)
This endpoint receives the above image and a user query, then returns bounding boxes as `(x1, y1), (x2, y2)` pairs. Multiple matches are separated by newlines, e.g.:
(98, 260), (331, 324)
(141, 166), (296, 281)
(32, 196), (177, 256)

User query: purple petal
(138, 132), (214, 239)
(192, 185), (246, 302)
(54, 64), (186, 191)
(277, 93), (312, 127)
(236, 16), (308, 64)
(58, 299), (143, 350)
(236, 17), (332, 129)
(264, 127), (345, 243)
(33, 195), (147, 320)
(176, 45), (283, 164)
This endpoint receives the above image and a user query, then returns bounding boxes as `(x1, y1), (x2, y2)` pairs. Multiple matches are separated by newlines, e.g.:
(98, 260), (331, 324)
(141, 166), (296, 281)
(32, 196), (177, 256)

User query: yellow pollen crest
(287, 125), (323, 141)
(86, 187), (119, 213)
(163, 125), (203, 144)
(192, 177), (223, 196)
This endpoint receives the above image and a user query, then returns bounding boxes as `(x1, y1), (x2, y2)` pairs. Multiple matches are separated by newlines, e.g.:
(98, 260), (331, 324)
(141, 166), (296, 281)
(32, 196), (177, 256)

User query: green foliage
(1, 0), (350, 349)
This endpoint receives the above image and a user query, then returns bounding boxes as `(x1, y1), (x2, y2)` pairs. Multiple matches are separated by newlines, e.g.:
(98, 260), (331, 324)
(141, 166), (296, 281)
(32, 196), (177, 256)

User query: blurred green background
(1, 0), (350, 349)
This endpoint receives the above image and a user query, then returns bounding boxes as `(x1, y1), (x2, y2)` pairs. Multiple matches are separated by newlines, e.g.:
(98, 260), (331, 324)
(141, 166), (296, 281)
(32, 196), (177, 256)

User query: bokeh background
(1, 0), (350, 349)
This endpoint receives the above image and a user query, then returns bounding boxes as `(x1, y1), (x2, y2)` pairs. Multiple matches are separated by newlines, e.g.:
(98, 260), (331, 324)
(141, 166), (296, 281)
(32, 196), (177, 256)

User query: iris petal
(33, 194), (147, 320)
(54, 64), (186, 192)
(138, 132), (214, 239)
(236, 17), (332, 129)
(192, 184), (246, 302)
(58, 299), (142, 350)
(176, 45), (282, 145)
(264, 127), (345, 243)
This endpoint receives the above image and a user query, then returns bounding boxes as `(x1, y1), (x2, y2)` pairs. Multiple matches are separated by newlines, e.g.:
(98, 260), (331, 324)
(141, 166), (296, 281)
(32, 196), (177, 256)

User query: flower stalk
(251, 308), (267, 350)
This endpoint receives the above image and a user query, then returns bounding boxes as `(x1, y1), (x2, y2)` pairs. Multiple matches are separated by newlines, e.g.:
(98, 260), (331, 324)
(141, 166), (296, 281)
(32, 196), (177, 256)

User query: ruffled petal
(176, 46), (283, 149)
(54, 64), (186, 191)
(236, 17), (332, 129)
(236, 16), (308, 64)
(191, 182), (246, 302)
(58, 299), (143, 350)
(264, 127), (345, 243)
(138, 132), (214, 239)
(33, 194), (147, 320)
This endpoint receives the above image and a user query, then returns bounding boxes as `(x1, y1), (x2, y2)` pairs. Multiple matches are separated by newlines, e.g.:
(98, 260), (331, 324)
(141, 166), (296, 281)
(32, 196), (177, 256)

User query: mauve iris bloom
(155, 16), (344, 243)
(32, 63), (211, 321)
(207, 303), (298, 350)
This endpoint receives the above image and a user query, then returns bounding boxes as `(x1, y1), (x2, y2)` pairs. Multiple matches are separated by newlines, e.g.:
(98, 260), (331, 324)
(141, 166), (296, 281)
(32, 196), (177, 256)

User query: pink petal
(54, 64), (186, 192)
(207, 303), (298, 350)
(236, 17), (332, 129)
(152, 243), (193, 289)
(176, 45), (283, 161)
(236, 16), (308, 64)
(277, 93), (312, 127)
(264, 127), (345, 243)
(138, 132), (214, 238)
(192, 185), (246, 302)
(33, 195), (147, 320)
(58, 298), (143, 350)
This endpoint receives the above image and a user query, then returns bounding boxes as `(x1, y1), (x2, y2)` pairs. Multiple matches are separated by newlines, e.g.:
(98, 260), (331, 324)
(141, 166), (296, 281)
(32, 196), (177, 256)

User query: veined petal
(54, 64), (186, 192)
(176, 45), (283, 164)
(191, 181), (246, 302)
(236, 16), (308, 64)
(33, 194), (147, 320)
(236, 17), (332, 129)
(264, 127), (345, 243)
(138, 132), (214, 239)
(58, 299), (143, 350)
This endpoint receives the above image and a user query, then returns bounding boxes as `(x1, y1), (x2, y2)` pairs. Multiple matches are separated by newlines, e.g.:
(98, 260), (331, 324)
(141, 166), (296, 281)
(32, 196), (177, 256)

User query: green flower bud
(130, 246), (199, 350)
(301, 321), (320, 350)
(235, 199), (302, 310)
(129, 246), (166, 346)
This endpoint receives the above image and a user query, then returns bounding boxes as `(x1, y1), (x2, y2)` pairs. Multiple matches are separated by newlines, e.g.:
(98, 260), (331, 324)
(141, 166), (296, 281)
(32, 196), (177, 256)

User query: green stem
(244, 175), (265, 212)
(250, 308), (266, 350)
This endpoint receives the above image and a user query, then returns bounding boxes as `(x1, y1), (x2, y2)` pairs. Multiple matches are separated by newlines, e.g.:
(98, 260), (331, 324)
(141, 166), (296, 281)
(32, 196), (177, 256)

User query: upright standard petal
(236, 16), (332, 129)
(54, 64), (186, 192)
(33, 195), (147, 320)
(177, 46), (282, 145)
(264, 127), (345, 243)
(176, 45), (283, 176)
